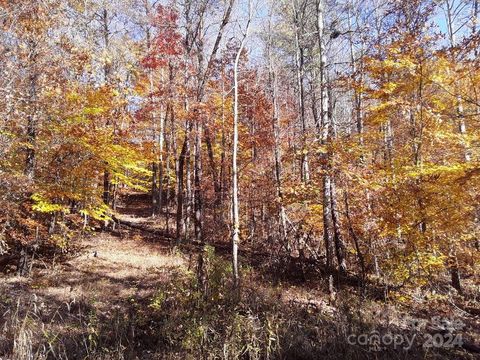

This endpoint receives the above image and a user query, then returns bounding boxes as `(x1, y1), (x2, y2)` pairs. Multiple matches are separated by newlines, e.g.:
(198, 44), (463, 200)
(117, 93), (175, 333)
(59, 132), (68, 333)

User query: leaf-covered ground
(1, 195), (479, 359)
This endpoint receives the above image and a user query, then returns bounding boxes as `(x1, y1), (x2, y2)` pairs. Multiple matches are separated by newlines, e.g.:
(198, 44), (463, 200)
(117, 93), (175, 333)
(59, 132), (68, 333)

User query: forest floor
(0, 193), (479, 359)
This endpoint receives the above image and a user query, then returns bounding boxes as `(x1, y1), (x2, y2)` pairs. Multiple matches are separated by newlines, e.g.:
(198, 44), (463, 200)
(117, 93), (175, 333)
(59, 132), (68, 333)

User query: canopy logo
(347, 317), (465, 352)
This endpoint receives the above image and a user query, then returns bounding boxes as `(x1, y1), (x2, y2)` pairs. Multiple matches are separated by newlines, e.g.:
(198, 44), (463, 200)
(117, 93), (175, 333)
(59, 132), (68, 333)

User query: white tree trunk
(232, 2), (252, 289)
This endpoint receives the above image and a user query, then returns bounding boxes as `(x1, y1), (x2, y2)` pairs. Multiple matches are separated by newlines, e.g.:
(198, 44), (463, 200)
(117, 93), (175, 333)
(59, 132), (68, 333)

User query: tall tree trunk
(444, 0), (471, 162)
(323, 176), (334, 269)
(232, 47), (242, 290)
(220, 78), (227, 217)
(176, 136), (188, 244)
(194, 120), (203, 242)
(152, 161), (158, 215)
(165, 109), (172, 233)
(267, 12), (288, 246)
(185, 136), (192, 237)
(347, 6), (364, 146)
(325, 38), (347, 275)
(194, 22), (205, 244)
(145, 19), (158, 216)
(24, 4), (39, 180)
(330, 178), (347, 274)
(293, 0), (309, 182)
(178, 47), (191, 243)
(344, 191), (365, 279)
(232, 7), (251, 290)
(316, 0), (334, 269)
(157, 102), (166, 214)
(25, 40), (38, 180)
(470, 0), (479, 255)
(271, 70), (288, 245)
(101, 8), (111, 211)
(474, 0), (479, 58)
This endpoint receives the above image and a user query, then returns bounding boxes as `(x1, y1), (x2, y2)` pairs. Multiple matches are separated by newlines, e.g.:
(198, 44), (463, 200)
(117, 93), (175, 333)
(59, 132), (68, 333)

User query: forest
(0, 0), (479, 359)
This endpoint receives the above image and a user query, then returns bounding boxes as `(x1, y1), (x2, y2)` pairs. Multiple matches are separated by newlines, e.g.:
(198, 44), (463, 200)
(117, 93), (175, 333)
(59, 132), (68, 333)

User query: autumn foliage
(0, 0), (479, 329)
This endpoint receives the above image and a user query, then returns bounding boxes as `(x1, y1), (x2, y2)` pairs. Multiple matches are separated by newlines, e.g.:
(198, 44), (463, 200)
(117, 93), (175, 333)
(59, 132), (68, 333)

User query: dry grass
(0, 230), (186, 359)
(0, 214), (478, 359)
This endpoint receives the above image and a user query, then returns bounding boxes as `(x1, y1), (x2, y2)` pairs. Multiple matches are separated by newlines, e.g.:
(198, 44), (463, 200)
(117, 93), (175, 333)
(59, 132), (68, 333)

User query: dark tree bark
(25, 36), (38, 180)
(176, 133), (189, 244)
(330, 179), (347, 274)
(151, 162), (158, 215)
(344, 192), (365, 279)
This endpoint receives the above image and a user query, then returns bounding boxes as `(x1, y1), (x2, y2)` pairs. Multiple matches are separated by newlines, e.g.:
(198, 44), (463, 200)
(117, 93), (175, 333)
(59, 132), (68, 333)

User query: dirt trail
(2, 232), (185, 311)
(1, 193), (187, 329)
(0, 197), (190, 358)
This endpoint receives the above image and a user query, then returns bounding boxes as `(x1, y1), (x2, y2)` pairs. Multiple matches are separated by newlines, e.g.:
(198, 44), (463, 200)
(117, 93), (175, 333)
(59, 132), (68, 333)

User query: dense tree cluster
(1, 0), (479, 294)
